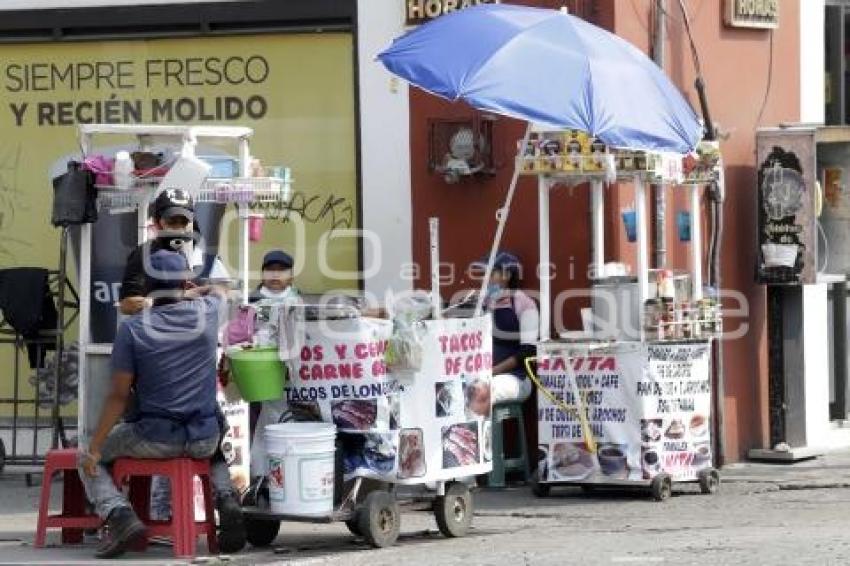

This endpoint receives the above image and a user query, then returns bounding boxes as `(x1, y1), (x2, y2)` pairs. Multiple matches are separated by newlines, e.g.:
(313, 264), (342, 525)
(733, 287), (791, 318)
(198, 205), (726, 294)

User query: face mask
(260, 286), (296, 300)
(486, 283), (502, 299)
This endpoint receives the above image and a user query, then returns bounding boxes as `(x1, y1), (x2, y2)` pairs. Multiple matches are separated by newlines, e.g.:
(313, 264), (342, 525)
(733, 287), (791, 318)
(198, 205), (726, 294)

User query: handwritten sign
(536, 342), (712, 484)
(269, 316), (493, 484)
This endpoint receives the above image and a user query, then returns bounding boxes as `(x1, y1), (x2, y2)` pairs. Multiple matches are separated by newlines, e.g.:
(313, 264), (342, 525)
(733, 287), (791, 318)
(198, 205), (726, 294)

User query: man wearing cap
(119, 188), (228, 315)
(79, 250), (245, 559)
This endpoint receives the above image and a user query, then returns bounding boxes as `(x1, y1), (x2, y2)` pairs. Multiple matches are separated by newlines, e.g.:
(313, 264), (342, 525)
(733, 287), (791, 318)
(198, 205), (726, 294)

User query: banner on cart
(219, 387), (251, 492)
(536, 342), (711, 484)
(285, 316), (493, 483)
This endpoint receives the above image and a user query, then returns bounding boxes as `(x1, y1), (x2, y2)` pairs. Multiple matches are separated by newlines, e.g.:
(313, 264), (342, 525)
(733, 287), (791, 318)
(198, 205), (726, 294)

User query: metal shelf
(95, 176), (291, 212)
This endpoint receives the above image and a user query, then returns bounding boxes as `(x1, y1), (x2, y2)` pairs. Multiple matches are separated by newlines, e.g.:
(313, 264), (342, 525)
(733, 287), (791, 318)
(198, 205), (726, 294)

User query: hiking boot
(95, 506), (146, 559)
(217, 494), (246, 553)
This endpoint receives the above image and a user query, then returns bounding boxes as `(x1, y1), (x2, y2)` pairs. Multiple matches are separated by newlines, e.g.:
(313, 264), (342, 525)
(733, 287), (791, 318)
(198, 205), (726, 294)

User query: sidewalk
(720, 450), (850, 489)
(2, 450), (850, 565)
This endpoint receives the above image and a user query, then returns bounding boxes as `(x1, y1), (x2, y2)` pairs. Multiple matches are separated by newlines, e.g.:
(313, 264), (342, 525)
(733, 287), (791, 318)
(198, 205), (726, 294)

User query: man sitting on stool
(78, 250), (245, 559)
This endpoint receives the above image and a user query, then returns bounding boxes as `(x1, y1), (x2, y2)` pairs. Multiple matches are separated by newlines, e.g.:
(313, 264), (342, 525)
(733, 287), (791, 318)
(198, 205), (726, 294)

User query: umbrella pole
(474, 123), (533, 316)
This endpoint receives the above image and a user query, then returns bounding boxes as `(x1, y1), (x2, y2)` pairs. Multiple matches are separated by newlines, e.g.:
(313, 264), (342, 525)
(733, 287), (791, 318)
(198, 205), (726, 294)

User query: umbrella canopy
(378, 4), (702, 154)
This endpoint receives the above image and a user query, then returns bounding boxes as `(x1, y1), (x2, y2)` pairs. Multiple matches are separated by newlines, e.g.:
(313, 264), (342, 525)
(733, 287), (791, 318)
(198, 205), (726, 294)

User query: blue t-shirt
(111, 295), (223, 444)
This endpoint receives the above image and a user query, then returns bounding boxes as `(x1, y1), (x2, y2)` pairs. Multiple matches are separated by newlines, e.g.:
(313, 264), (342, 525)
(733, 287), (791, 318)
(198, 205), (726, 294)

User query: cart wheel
(698, 469), (720, 495)
(650, 474), (673, 502)
(434, 482), (473, 538)
(580, 485), (596, 494)
(245, 517), (281, 548)
(243, 484), (280, 547)
(530, 470), (550, 498)
(345, 517), (363, 537)
(356, 491), (400, 548)
(0, 439), (5, 474)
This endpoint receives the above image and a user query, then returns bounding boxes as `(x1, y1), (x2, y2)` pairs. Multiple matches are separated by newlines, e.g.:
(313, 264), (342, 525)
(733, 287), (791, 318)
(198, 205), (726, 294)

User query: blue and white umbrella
(378, 3), (702, 154)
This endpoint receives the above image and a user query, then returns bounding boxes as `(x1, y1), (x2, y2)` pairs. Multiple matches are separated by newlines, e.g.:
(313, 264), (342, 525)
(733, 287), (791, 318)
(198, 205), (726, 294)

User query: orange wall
(613, 0), (800, 460)
(408, 0), (800, 461)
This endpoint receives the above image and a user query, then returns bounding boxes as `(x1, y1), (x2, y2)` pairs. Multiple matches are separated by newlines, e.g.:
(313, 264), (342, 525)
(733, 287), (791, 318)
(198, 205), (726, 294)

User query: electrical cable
(676, 0), (703, 77)
(755, 29), (775, 128)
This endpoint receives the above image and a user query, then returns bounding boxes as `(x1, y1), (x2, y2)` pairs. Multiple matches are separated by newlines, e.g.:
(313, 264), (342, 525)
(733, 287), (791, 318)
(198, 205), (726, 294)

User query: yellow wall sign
(406, 0), (500, 26)
(0, 33), (358, 409)
(0, 33), (359, 291)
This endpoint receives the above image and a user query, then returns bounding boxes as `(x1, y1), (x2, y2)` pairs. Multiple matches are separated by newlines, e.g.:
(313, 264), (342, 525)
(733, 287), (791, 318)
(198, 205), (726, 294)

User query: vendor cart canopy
(378, 4), (703, 154)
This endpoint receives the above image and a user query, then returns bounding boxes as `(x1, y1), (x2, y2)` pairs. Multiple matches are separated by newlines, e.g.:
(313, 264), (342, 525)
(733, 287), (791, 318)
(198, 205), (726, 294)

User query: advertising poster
(536, 342), (712, 484)
(0, 33), (358, 409)
(284, 315), (493, 484)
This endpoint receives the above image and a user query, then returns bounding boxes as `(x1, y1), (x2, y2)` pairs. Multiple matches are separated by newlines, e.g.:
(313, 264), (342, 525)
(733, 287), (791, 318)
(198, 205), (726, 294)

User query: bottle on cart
(114, 151), (134, 191)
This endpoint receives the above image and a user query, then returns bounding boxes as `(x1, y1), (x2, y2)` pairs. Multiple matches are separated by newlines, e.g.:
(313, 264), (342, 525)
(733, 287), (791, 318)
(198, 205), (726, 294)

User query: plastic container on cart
(264, 422), (337, 516)
(228, 347), (287, 402)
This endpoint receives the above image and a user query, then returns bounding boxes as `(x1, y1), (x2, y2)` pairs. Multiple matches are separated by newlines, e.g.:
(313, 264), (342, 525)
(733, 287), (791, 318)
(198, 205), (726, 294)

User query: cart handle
(524, 356), (597, 453)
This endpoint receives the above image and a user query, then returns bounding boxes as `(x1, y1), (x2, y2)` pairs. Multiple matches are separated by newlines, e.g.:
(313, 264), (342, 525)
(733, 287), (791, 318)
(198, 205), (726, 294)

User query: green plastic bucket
(228, 347), (287, 402)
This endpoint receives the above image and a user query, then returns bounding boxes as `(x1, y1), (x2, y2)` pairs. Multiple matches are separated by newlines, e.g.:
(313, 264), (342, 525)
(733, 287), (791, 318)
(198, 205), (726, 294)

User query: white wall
(800, 0), (825, 124)
(356, 0), (413, 298)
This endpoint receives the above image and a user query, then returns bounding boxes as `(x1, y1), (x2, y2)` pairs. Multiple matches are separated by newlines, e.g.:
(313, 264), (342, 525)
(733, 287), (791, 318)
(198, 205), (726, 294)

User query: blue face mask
(486, 283), (502, 299)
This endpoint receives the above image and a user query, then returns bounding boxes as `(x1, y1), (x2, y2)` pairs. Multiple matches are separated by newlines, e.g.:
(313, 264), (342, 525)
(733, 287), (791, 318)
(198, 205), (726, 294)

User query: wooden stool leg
(61, 469), (86, 544)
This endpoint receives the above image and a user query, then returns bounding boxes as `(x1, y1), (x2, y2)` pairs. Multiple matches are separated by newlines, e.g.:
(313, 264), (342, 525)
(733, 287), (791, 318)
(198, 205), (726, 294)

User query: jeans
(78, 422), (235, 520)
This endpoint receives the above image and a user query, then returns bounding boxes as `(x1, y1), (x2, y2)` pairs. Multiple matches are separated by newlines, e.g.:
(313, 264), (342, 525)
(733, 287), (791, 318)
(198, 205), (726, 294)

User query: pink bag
(225, 305), (256, 346)
(82, 154), (115, 186)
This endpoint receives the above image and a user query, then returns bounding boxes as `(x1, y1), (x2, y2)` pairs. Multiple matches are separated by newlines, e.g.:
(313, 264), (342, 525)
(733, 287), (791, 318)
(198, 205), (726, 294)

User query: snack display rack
(516, 129), (723, 501)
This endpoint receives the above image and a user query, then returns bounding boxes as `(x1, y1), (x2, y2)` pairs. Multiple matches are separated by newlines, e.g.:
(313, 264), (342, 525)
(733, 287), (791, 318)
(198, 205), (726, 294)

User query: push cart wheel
(650, 474), (673, 502)
(243, 485), (281, 547)
(530, 470), (550, 498)
(357, 491), (400, 548)
(345, 518), (363, 537)
(434, 482), (473, 538)
(698, 469), (720, 495)
(245, 517), (281, 548)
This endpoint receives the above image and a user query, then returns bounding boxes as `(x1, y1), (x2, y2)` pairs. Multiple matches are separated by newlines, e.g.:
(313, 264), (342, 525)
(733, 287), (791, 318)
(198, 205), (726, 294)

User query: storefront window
(826, 1), (850, 124)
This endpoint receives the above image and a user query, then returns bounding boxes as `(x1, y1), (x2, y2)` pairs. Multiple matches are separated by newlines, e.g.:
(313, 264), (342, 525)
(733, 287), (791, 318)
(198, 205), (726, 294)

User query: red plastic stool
(112, 458), (218, 558)
(35, 448), (102, 547)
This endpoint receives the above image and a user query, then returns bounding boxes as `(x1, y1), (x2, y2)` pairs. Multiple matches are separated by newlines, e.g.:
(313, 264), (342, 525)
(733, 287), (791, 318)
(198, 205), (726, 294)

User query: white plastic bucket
(264, 422), (336, 516)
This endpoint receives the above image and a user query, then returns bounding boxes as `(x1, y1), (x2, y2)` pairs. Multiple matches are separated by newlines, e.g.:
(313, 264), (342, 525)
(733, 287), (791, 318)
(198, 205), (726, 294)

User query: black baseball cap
(153, 188), (194, 221)
(262, 250), (294, 270)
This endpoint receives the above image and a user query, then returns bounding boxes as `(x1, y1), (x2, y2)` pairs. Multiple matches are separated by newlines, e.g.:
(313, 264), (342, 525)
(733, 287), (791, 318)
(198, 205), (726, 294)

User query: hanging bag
(51, 161), (98, 227)
(225, 304), (257, 346)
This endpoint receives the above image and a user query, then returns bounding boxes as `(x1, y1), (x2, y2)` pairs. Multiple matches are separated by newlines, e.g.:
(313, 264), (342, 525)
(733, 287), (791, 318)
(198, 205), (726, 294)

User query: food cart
(517, 132), (723, 501)
(73, 123), (491, 550)
(376, 3), (722, 502)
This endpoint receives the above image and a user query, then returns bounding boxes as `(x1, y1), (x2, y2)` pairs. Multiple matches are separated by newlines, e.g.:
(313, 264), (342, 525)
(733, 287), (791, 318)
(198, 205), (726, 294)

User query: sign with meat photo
(536, 342), (712, 485)
(285, 315), (493, 484)
(395, 316), (494, 483)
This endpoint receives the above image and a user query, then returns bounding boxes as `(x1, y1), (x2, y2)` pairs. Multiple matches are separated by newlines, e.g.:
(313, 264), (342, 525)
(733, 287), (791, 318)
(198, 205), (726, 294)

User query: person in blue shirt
(78, 250), (245, 559)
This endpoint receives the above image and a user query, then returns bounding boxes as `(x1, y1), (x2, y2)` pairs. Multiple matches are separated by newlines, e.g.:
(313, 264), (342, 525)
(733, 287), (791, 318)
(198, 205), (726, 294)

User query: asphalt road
(5, 473), (850, 566)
